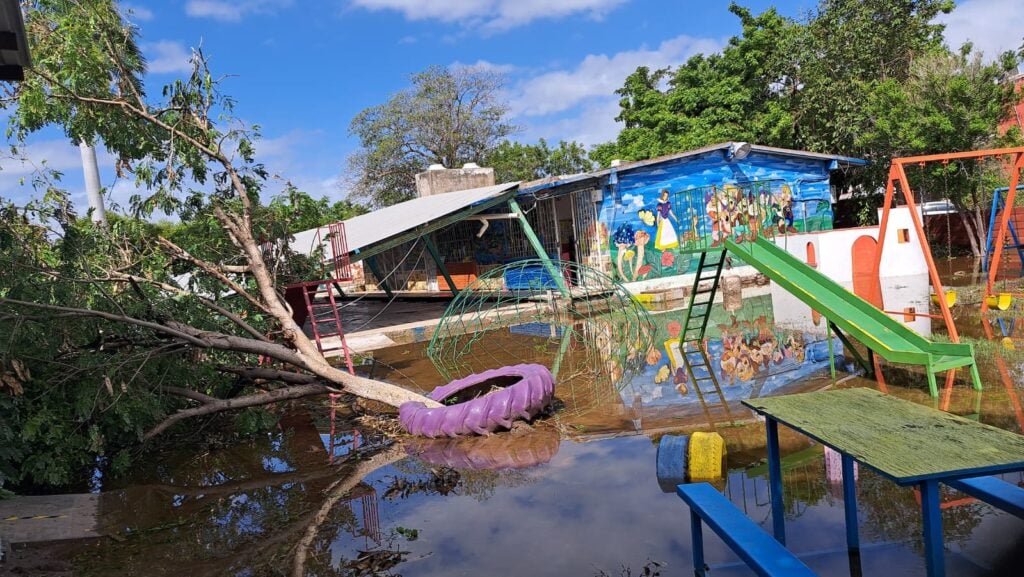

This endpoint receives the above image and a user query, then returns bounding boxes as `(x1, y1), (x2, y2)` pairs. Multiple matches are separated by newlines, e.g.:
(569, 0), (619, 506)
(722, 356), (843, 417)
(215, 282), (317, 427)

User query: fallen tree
(0, 1), (439, 488)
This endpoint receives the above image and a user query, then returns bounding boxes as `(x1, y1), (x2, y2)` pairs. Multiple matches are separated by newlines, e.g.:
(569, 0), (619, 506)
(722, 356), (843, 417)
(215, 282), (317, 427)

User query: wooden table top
(744, 388), (1024, 485)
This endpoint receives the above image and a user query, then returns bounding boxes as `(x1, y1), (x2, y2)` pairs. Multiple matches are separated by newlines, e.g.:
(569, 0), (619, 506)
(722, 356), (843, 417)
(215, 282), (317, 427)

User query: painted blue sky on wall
(600, 149), (841, 282)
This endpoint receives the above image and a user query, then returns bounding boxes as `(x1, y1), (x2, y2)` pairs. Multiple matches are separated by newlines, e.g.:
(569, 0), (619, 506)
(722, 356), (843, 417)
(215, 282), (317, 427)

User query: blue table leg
(842, 454), (860, 552)
(690, 509), (706, 577)
(920, 480), (945, 577)
(766, 418), (786, 544)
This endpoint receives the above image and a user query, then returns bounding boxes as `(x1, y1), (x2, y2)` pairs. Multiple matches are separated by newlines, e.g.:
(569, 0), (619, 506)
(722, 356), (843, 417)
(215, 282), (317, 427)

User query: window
(897, 229), (910, 243)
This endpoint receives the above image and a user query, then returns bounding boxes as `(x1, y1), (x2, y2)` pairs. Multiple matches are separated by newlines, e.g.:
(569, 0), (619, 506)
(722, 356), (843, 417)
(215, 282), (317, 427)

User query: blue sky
(1, 0), (1020, 214)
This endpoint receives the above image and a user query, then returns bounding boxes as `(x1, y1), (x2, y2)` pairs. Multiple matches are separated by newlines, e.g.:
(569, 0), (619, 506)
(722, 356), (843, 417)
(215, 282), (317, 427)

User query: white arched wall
(768, 207), (931, 335)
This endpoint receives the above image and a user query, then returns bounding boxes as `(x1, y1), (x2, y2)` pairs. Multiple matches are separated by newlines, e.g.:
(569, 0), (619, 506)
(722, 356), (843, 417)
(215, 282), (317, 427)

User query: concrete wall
(601, 148), (839, 284)
(769, 207), (932, 335)
(415, 165), (496, 197)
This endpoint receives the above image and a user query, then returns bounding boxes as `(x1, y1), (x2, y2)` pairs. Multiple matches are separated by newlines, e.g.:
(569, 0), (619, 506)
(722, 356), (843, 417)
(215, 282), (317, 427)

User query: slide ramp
(724, 236), (979, 396)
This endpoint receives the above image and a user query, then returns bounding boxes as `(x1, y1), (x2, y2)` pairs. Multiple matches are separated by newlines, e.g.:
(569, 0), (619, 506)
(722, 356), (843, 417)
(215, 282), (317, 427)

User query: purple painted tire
(398, 364), (554, 438)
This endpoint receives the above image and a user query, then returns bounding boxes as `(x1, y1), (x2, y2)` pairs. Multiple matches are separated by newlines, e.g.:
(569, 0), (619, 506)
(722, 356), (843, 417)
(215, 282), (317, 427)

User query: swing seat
(930, 289), (957, 308)
(985, 293), (1013, 311)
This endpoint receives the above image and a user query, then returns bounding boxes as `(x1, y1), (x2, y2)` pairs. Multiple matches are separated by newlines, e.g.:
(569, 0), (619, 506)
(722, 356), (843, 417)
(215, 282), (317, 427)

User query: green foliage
(857, 46), (1022, 250)
(0, 199), (214, 489)
(394, 526), (420, 541)
(0, 2), (373, 492)
(859, 47), (1021, 171)
(592, 4), (799, 165)
(348, 65), (516, 206)
(484, 138), (593, 183)
(11, 0), (155, 156)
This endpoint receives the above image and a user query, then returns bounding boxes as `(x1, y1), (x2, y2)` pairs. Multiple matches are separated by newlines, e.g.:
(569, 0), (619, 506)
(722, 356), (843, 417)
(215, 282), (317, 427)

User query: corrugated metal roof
(289, 182), (518, 258)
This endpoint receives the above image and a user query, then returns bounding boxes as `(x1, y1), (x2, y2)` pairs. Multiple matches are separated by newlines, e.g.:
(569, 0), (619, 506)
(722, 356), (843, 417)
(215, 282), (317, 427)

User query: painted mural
(619, 295), (850, 411)
(602, 150), (837, 283)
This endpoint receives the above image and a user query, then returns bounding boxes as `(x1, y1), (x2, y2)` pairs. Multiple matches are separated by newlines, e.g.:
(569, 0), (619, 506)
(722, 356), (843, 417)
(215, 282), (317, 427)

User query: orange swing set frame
(870, 147), (1024, 391)
(873, 147), (1024, 332)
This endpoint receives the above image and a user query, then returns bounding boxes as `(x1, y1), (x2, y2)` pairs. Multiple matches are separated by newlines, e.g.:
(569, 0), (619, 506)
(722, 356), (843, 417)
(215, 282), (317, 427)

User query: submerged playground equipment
(664, 160), (987, 398)
(398, 363), (554, 437)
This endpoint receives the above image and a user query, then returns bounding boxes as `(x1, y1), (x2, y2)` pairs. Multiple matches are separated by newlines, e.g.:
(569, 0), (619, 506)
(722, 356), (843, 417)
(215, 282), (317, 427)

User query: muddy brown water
(8, 267), (1024, 577)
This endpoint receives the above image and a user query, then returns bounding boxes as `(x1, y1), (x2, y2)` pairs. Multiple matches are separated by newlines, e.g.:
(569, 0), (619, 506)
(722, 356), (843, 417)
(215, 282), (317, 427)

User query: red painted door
(852, 235), (883, 307)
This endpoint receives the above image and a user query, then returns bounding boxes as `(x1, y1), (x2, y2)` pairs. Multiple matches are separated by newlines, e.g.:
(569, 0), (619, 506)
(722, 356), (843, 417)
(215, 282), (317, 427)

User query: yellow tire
(688, 431), (726, 479)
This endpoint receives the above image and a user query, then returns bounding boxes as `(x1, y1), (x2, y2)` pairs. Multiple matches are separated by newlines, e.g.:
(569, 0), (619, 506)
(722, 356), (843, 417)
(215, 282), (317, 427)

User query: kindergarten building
(297, 142), (874, 295)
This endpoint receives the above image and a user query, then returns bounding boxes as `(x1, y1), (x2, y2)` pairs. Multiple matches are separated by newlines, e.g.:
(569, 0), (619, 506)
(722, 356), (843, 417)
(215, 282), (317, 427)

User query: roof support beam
(508, 197), (570, 298)
(364, 256), (394, 299)
(423, 234), (458, 297)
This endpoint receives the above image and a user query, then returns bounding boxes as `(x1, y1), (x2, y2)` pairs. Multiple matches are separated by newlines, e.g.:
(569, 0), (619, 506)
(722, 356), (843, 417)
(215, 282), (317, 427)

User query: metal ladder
(681, 251), (727, 342)
(679, 250), (732, 423)
(299, 281), (355, 375)
(984, 189), (1024, 274)
(682, 342), (732, 424)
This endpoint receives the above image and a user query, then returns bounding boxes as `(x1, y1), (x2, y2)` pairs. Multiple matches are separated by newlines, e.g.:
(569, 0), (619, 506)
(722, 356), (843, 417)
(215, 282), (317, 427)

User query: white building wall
(769, 207), (931, 335)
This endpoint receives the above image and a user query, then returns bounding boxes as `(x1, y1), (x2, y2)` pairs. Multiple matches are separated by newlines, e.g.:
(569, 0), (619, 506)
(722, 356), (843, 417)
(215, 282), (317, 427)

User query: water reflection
(47, 263), (1024, 576)
(73, 423), (1024, 577)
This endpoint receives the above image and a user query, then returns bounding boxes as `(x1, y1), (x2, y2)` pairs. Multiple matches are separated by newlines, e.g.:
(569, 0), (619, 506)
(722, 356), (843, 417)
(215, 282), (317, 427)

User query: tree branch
(161, 385), (218, 404)
(144, 383), (331, 440)
(218, 365), (320, 385)
(156, 236), (270, 314)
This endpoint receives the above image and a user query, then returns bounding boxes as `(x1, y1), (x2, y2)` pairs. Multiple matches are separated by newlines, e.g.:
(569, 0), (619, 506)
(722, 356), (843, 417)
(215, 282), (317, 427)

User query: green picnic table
(744, 387), (1024, 577)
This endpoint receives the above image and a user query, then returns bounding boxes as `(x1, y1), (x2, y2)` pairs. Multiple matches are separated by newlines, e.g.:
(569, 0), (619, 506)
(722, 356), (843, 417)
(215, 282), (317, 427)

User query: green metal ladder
(679, 251), (732, 423)
(681, 343), (732, 424)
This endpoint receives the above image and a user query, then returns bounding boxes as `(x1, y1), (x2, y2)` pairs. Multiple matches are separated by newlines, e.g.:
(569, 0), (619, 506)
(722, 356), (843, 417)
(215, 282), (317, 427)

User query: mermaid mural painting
(598, 144), (861, 284)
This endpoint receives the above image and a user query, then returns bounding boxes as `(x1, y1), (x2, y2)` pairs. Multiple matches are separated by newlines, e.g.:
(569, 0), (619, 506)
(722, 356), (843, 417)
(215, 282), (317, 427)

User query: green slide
(725, 236), (981, 397)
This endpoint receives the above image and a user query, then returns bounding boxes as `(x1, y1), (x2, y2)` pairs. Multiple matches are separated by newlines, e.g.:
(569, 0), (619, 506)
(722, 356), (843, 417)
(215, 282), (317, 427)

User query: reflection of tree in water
(82, 422), (439, 577)
(857, 471), (983, 550)
(388, 452), (538, 503)
(740, 449), (984, 551)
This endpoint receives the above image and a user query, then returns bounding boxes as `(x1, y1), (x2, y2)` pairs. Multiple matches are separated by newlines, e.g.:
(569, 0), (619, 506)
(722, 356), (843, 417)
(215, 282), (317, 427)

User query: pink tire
(398, 364), (554, 438)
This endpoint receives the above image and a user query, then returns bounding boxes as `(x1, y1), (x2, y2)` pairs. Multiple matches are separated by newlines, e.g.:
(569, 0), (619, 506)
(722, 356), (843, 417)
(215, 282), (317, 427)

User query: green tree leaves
(348, 65), (517, 206)
(483, 138), (593, 183)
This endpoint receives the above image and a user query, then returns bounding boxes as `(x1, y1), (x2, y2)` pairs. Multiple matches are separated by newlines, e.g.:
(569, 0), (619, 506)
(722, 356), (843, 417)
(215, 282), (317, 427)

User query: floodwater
(12, 266), (1024, 577)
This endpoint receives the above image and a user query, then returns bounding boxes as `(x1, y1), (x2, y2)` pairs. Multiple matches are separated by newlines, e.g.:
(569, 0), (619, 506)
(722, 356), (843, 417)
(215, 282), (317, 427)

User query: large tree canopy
(592, 1), (1021, 184)
(858, 46), (1022, 254)
(592, 4), (798, 165)
(347, 65), (517, 206)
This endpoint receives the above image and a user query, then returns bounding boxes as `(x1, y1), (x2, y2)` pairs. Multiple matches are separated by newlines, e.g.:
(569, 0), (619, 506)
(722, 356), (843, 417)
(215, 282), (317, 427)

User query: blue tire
(656, 434), (690, 493)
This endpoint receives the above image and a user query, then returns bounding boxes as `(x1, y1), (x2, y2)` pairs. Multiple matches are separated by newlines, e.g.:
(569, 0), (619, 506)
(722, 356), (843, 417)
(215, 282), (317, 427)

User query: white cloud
(508, 35), (723, 118)
(185, 0), (293, 22)
(503, 35), (723, 146)
(350, 0), (628, 31)
(522, 98), (623, 147)
(0, 139), (87, 178)
(121, 3), (154, 21)
(143, 41), (193, 75)
(0, 138), (118, 213)
(937, 0), (1024, 60)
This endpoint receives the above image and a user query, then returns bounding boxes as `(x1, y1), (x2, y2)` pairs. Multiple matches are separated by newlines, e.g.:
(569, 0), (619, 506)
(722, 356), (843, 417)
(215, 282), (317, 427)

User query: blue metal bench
(677, 482), (817, 577)
(947, 476), (1024, 519)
